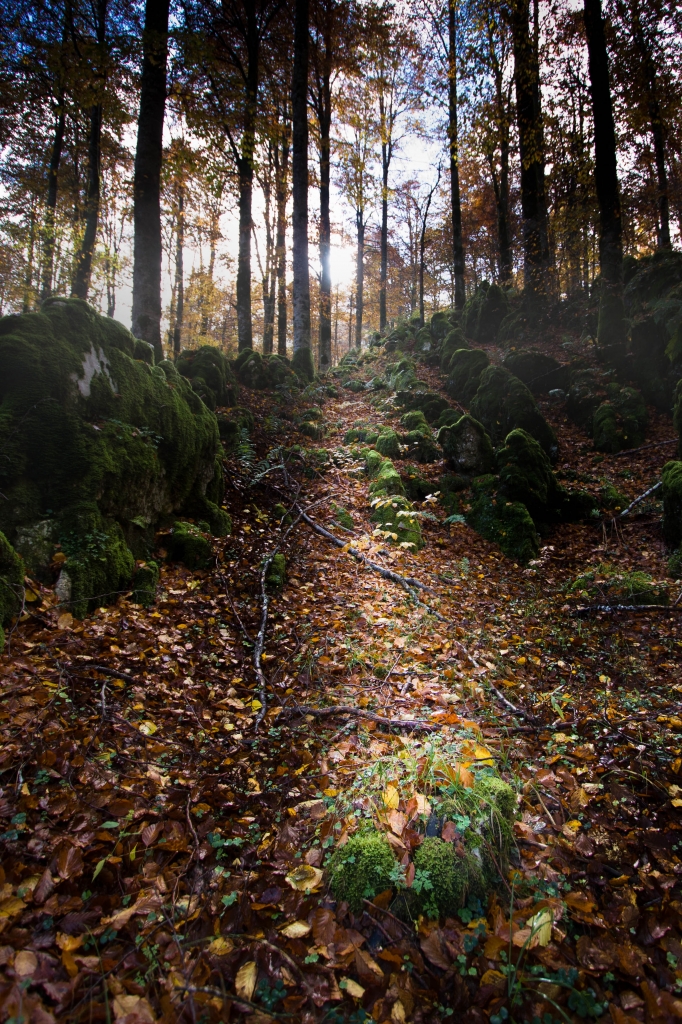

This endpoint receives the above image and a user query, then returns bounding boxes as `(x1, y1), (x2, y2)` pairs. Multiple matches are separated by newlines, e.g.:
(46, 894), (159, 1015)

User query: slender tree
(291, 0), (313, 375)
(273, 103), (291, 357)
(131, 0), (171, 358)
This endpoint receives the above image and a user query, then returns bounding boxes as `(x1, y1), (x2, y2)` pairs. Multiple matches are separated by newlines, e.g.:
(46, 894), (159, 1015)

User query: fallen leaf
(280, 920), (312, 939)
(208, 936), (235, 955)
(235, 960), (258, 1001)
(284, 865), (324, 892)
(13, 950), (37, 976)
(340, 977), (365, 999)
(382, 783), (400, 809)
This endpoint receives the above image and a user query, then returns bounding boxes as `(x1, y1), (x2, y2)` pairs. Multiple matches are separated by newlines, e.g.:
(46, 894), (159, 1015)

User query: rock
(132, 561), (159, 607)
(502, 349), (569, 394)
(375, 428), (401, 459)
(466, 475), (539, 563)
(13, 520), (55, 577)
(462, 282), (510, 342)
(400, 410), (429, 431)
(344, 425), (379, 444)
(497, 429), (597, 524)
(234, 348), (269, 389)
(369, 460), (405, 497)
(436, 408), (460, 428)
(0, 531), (24, 653)
(370, 493), (423, 549)
(401, 427), (440, 464)
(428, 310), (451, 341)
(470, 365), (557, 457)
(662, 461), (682, 550)
(177, 345), (238, 408)
(592, 385), (647, 453)
(446, 349), (490, 404)
(438, 415), (494, 475)
(165, 521), (213, 570)
(265, 552), (287, 590)
(401, 464), (433, 500)
(440, 327), (469, 372)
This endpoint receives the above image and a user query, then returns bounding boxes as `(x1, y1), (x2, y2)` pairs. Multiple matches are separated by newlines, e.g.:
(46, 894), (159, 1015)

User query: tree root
(284, 703), (438, 732)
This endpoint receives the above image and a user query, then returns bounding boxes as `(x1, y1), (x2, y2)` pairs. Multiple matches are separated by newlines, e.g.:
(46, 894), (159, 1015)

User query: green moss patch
(291, 346), (315, 382)
(265, 552), (287, 591)
(567, 563), (669, 605)
(369, 461), (405, 498)
(446, 349), (490, 404)
(165, 521), (213, 570)
(131, 561), (159, 607)
(328, 832), (396, 912)
(470, 365), (557, 457)
(662, 461), (682, 550)
(401, 465), (433, 501)
(592, 386), (647, 453)
(176, 345), (238, 408)
(331, 503), (354, 530)
(375, 428), (401, 459)
(466, 475), (540, 564)
(370, 495), (423, 550)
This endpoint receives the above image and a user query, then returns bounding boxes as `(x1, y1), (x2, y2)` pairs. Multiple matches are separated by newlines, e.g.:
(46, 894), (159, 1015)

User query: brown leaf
(420, 929), (452, 971)
(442, 820), (458, 843)
(140, 822), (162, 847)
(312, 908), (336, 946)
(107, 798), (134, 817)
(576, 935), (617, 972)
(56, 844), (84, 880)
(33, 867), (55, 905)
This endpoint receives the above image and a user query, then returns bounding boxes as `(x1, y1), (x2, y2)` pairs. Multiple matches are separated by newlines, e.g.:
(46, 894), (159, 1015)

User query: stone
(446, 349), (490, 404)
(438, 415), (494, 476)
(470, 365), (557, 457)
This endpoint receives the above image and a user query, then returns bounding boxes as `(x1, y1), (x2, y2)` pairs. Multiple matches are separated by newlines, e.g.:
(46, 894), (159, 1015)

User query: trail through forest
(1, 339), (682, 1024)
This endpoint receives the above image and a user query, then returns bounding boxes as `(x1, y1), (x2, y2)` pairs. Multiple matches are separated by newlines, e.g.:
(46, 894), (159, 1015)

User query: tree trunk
(172, 187), (184, 359)
(510, 0), (549, 303)
(131, 0), (170, 359)
(292, 0), (312, 366)
(317, 73), (332, 374)
(355, 211), (364, 348)
(275, 123), (290, 358)
(41, 107), (66, 301)
(584, 0), (627, 350)
(72, 102), (102, 299)
(448, 0), (466, 309)
(237, 12), (259, 351)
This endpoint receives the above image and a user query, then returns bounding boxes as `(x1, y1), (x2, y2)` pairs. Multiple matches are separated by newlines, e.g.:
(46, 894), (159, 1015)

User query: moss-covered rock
(327, 831), (396, 912)
(446, 349), (490, 404)
(568, 564), (669, 605)
(401, 427), (439, 464)
(663, 461), (682, 550)
(592, 386), (647, 453)
(363, 448), (385, 480)
(428, 310), (451, 341)
(370, 494), (423, 549)
(438, 415), (494, 476)
(344, 425), (379, 444)
(264, 352), (298, 388)
(131, 561), (159, 607)
(0, 298), (224, 609)
(502, 349), (568, 394)
(331, 503), (354, 530)
(436, 408), (460, 429)
(375, 428), (401, 459)
(55, 501), (135, 618)
(497, 430), (596, 524)
(675, 380), (682, 444)
(400, 410), (429, 432)
(176, 345), (238, 408)
(439, 328), (469, 373)
(265, 552), (286, 591)
(0, 531), (24, 652)
(233, 348), (268, 389)
(462, 282), (510, 343)
(299, 420), (326, 440)
(217, 406), (254, 448)
(470, 366), (557, 457)
(165, 521), (213, 570)
(369, 460), (405, 497)
(291, 346), (315, 382)
(401, 465), (433, 501)
(412, 838), (483, 918)
(466, 475), (539, 563)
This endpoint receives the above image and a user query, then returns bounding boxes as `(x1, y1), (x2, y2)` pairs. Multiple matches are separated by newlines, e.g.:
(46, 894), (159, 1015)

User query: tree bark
(72, 102), (102, 300)
(292, 0), (312, 362)
(448, 0), (466, 309)
(131, 0), (170, 360)
(317, 70), (332, 373)
(41, 107), (66, 301)
(236, 9), (259, 351)
(510, 0), (549, 303)
(355, 210), (364, 348)
(584, 0), (627, 349)
(274, 127), (290, 358)
(172, 187), (184, 359)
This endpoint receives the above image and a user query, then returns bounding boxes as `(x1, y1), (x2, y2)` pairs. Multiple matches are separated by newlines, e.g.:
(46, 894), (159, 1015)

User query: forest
(1, 0), (682, 1022)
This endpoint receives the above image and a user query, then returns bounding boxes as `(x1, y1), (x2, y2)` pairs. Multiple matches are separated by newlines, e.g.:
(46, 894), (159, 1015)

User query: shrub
(327, 831), (396, 911)
(370, 494), (423, 549)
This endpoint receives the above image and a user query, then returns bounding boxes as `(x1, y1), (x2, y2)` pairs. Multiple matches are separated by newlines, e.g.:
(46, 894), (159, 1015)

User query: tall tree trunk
(584, 0), (627, 350)
(41, 106), (66, 300)
(317, 72), (332, 374)
(237, 13), (258, 351)
(355, 211), (364, 348)
(448, 0), (466, 308)
(274, 123), (290, 358)
(510, 0), (549, 304)
(379, 148), (389, 330)
(630, 0), (670, 248)
(24, 207), (36, 312)
(131, 0), (170, 359)
(172, 187), (184, 359)
(292, 0), (312, 373)
(72, 102), (102, 299)
(201, 206), (220, 335)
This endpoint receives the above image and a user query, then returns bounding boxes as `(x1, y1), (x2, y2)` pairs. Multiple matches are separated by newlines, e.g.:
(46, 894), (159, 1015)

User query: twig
(362, 898), (414, 935)
(186, 792), (200, 851)
(100, 681), (107, 721)
(222, 585), (253, 643)
(574, 602), (681, 616)
(613, 438), (678, 458)
(618, 480), (662, 518)
(284, 703), (438, 732)
(486, 679), (541, 726)
(90, 665), (136, 684)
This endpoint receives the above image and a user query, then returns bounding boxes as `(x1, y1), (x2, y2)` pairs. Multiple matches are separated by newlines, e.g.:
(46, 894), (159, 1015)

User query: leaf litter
(0, 346), (682, 1023)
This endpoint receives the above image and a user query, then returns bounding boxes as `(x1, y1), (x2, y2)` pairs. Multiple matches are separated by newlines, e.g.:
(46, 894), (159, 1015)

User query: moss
(401, 465), (433, 501)
(438, 415), (494, 476)
(668, 549), (682, 579)
(595, 386), (647, 453)
(165, 521), (213, 570)
(440, 328), (469, 373)
(265, 552), (286, 591)
(410, 838), (482, 918)
(176, 345), (238, 408)
(395, 389), (449, 423)
(217, 407), (253, 448)
(436, 408), (460, 429)
(331, 503), (354, 529)
(327, 830), (396, 911)
(273, 502), (292, 525)
(446, 349), (490, 404)
(56, 501), (135, 618)
(401, 429), (438, 464)
(234, 349), (269, 389)
(344, 426), (379, 444)
(369, 460), (405, 497)
(299, 420), (326, 440)
(497, 429), (595, 525)
(462, 282), (510, 342)
(429, 310), (451, 340)
(291, 346), (315, 382)
(470, 365), (557, 457)
(568, 563), (669, 605)
(599, 480), (629, 512)
(662, 461), (682, 550)
(363, 448), (385, 479)
(132, 561), (159, 607)
(566, 368), (610, 430)
(375, 428), (401, 459)
(264, 353), (298, 388)
(370, 494), (423, 549)
(467, 476), (539, 563)
(400, 410), (429, 431)
(0, 531), (24, 653)
(185, 494), (231, 537)
(502, 349), (567, 394)
(134, 339), (154, 365)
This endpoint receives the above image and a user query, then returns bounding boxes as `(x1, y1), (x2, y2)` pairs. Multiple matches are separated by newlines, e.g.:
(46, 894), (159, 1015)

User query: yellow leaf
(280, 920), (312, 939)
(672, 798), (682, 808)
(57, 612), (73, 629)
(251, 699), (263, 711)
(0, 897), (26, 918)
(551, 733), (571, 744)
(473, 744), (494, 764)
(382, 783), (400, 809)
(285, 865), (324, 892)
(526, 908), (553, 947)
(14, 950), (38, 976)
(235, 960), (258, 1002)
(138, 720), (157, 736)
(208, 936), (235, 956)
(323, 787), (338, 797)
(341, 977), (365, 999)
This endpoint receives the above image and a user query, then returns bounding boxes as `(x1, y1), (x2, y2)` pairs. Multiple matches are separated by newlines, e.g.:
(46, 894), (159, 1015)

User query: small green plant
(327, 831), (396, 911)
(567, 562), (669, 604)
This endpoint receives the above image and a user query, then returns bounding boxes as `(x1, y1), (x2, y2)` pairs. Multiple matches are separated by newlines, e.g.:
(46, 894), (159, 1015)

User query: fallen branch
(485, 679), (541, 726)
(574, 602), (681, 616)
(613, 438), (678, 458)
(90, 665), (136, 684)
(618, 480), (662, 518)
(284, 703), (438, 732)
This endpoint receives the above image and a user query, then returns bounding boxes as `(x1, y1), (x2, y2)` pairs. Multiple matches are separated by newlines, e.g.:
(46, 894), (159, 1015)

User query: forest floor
(1, 339), (682, 1024)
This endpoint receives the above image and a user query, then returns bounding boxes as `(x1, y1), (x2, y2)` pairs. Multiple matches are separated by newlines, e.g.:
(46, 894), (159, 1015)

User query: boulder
(234, 348), (269, 389)
(176, 345), (238, 408)
(370, 493), (423, 549)
(375, 428), (401, 459)
(395, 389), (449, 423)
(446, 349), (490, 404)
(470, 365), (557, 457)
(0, 532), (24, 652)
(592, 385), (647, 453)
(368, 460), (405, 497)
(502, 349), (569, 394)
(440, 328), (469, 372)
(131, 561), (159, 607)
(462, 282), (510, 342)
(436, 408), (460, 428)
(401, 464), (433, 500)
(662, 461), (682, 550)
(400, 410), (428, 431)
(165, 521), (213, 570)
(401, 427), (440, 464)
(466, 475), (539, 563)
(428, 310), (451, 341)
(438, 415), (494, 475)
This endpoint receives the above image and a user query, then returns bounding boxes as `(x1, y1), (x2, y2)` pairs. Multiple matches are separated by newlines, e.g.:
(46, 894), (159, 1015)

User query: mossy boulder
(362, 448), (385, 480)
(401, 429), (439, 464)
(446, 349), (490, 404)
(400, 410), (429, 432)
(299, 420), (326, 440)
(428, 310), (451, 341)
(370, 494), (423, 549)
(0, 299), (224, 611)
(565, 368), (610, 430)
(675, 380), (682, 443)
(440, 328), (469, 373)
(344, 425), (379, 444)
(327, 831), (396, 912)
(165, 521), (213, 570)
(411, 837), (484, 919)
(662, 461), (682, 550)
(628, 317), (678, 412)
(438, 415), (494, 476)
(291, 346), (315, 382)
(369, 460), (405, 497)
(375, 428), (401, 459)
(331, 503), (354, 530)
(264, 352), (298, 388)
(0, 532), (24, 652)
(502, 349), (568, 394)
(466, 475), (539, 563)
(414, 326), (433, 354)
(568, 564), (669, 606)
(386, 357), (418, 392)
(470, 365), (557, 458)
(131, 561), (159, 607)
(592, 386), (647, 453)
(401, 465), (433, 501)
(436, 408), (460, 429)
(462, 282), (510, 342)
(497, 430), (596, 525)
(234, 348), (269, 389)
(265, 552), (286, 590)
(176, 345), (238, 408)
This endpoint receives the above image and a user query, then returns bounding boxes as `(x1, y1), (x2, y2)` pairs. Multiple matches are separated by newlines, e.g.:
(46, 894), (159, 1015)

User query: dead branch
(574, 601), (681, 616)
(618, 480), (662, 517)
(284, 703), (438, 732)
(613, 438), (678, 458)
(485, 679), (541, 726)
(90, 665), (136, 684)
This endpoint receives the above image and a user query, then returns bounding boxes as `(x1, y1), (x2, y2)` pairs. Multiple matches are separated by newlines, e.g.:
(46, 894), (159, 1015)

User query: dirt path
(1, 349), (681, 1023)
